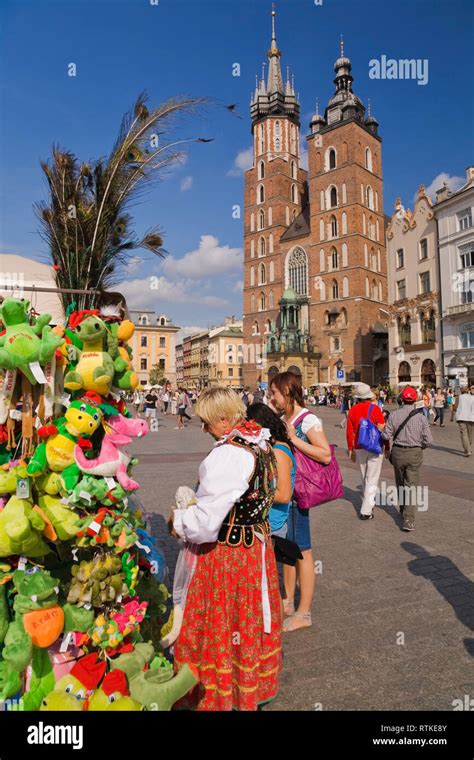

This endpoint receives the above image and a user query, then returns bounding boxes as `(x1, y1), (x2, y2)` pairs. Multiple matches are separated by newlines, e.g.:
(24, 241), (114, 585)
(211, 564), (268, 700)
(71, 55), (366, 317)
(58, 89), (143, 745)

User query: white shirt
(455, 392), (474, 422)
(173, 444), (254, 544)
(289, 410), (323, 436)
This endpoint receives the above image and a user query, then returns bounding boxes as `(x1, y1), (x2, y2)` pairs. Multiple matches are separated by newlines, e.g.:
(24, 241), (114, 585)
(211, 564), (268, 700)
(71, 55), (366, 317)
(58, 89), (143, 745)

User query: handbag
(357, 403), (383, 455)
(292, 411), (343, 509)
(388, 408), (422, 464)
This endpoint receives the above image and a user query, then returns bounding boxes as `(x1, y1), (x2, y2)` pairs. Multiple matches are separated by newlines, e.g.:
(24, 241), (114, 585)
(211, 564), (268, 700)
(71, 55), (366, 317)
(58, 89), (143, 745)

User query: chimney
(435, 182), (451, 203)
(466, 166), (474, 183)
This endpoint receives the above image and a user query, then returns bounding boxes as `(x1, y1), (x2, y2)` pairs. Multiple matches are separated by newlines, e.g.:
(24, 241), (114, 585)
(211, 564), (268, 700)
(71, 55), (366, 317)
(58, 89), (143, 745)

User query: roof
(210, 329), (243, 339)
(280, 205), (310, 241)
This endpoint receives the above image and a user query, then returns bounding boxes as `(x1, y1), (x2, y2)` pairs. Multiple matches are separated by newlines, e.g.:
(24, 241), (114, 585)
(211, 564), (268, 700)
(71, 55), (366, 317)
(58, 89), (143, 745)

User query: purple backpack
(292, 411), (344, 509)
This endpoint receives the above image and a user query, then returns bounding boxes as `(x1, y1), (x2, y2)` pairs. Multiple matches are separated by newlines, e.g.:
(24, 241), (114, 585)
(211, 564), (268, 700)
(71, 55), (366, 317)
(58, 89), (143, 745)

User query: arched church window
(286, 247), (308, 296)
(258, 161), (265, 179)
(274, 120), (281, 152)
(258, 209), (265, 230)
(329, 149), (336, 169)
(330, 187), (338, 208)
(332, 279), (339, 299)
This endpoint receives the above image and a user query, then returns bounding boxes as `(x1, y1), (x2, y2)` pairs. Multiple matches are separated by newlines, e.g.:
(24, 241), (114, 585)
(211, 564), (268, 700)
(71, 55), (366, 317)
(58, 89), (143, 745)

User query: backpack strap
(366, 403), (374, 420)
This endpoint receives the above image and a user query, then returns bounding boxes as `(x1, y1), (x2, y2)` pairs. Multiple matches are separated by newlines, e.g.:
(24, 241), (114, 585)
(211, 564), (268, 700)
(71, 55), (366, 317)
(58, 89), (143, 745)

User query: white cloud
(162, 234), (243, 279)
(125, 256), (142, 273)
(227, 146), (253, 176)
(421, 172), (465, 202)
(180, 176), (193, 191)
(120, 274), (229, 312)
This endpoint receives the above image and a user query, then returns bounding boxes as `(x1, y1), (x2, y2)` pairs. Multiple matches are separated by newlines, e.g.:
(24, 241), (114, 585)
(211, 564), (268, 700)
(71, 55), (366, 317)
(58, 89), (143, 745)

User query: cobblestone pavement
(131, 404), (474, 711)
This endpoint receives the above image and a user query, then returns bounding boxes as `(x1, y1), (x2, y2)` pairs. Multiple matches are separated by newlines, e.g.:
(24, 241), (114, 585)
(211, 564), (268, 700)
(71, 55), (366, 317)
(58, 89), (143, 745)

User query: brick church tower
(242, 11), (389, 389)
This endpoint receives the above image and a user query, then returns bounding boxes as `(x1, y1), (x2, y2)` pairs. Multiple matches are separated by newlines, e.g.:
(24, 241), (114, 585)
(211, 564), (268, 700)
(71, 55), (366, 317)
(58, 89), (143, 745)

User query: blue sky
(1, 0), (473, 336)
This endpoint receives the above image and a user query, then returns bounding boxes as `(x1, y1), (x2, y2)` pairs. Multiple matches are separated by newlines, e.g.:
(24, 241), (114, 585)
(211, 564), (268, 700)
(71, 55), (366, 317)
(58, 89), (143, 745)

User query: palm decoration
(36, 92), (208, 312)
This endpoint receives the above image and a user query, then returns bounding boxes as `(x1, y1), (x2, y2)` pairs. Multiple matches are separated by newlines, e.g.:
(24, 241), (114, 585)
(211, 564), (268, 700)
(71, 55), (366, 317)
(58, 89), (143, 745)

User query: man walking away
(347, 383), (387, 521)
(455, 385), (474, 456)
(382, 386), (432, 532)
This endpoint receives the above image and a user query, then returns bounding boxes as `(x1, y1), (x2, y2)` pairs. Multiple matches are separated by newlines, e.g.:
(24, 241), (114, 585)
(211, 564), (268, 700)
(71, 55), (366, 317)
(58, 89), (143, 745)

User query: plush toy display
(0, 303), (194, 713)
(74, 414), (148, 490)
(0, 298), (64, 385)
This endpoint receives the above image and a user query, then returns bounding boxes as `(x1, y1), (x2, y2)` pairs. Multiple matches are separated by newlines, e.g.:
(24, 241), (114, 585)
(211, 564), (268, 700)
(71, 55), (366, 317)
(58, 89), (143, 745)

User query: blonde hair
(195, 386), (246, 427)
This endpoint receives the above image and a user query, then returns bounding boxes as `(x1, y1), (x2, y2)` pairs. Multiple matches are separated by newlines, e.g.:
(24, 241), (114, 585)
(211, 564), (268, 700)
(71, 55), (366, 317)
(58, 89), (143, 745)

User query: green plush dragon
(0, 298), (63, 384)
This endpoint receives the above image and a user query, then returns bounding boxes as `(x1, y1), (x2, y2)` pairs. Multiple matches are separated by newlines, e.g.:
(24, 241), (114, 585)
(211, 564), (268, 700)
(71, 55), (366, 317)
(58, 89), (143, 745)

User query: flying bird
(196, 138), (215, 143)
(226, 103), (243, 119)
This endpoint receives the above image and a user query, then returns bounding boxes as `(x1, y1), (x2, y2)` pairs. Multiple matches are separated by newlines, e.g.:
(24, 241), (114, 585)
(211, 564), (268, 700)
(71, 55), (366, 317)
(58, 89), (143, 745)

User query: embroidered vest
(217, 435), (277, 548)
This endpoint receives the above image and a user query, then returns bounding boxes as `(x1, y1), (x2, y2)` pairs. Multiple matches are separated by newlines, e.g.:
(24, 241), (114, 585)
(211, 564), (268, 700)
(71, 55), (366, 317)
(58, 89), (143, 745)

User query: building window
(291, 160), (297, 179)
(399, 316), (411, 346)
(258, 263), (266, 285)
(258, 209), (265, 230)
(332, 279), (339, 299)
(460, 243), (474, 268)
(328, 149), (336, 169)
(159, 358), (165, 369)
(366, 186), (374, 209)
(265, 319), (271, 334)
(397, 279), (406, 300)
(365, 147), (372, 171)
(238, 367), (243, 376)
(140, 315), (148, 325)
(274, 120), (281, 152)
(291, 184), (297, 203)
(419, 271), (430, 294)
(461, 275), (474, 304)
(332, 336), (341, 351)
(420, 311), (436, 343)
(419, 239), (428, 260)
(460, 322), (474, 348)
(159, 337), (165, 348)
(458, 208), (473, 230)
(259, 292), (266, 311)
(258, 184), (265, 203)
(259, 237), (266, 257)
(331, 247), (338, 269)
(287, 247), (308, 295)
(252, 321), (259, 336)
(330, 187), (338, 208)
(330, 215), (338, 238)
(140, 335), (147, 347)
(228, 368), (234, 377)
(258, 161), (265, 179)
(140, 358), (147, 370)
(396, 249), (404, 269)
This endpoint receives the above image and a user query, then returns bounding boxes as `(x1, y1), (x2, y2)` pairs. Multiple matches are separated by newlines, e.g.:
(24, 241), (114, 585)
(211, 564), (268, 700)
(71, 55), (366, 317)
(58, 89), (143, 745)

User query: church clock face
(328, 108), (341, 124)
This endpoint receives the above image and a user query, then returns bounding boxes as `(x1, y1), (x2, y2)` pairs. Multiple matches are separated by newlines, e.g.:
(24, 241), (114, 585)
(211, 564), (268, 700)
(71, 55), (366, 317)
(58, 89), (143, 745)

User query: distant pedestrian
(421, 387), (431, 421)
(455, 385), (474, 457)
(338, 391), (351, 429)
(162, 389), (170, 414)
(144, 388), (158, 429)
(446, 389), (455, 421)
(433, 388), (446, 426)
(347, 383), (387, 521)
(170, 390), (178, 416)
(382, 386), (433, 531)
(133, 389), (141, 417)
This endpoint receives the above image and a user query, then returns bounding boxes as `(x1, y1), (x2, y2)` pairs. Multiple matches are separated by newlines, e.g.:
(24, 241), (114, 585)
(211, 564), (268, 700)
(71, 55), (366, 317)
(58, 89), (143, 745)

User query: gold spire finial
(340, 34), (344, 57)
(272, 3), (276, 40)
(315, 97), (319, 114)
(368, 98), (371, 117)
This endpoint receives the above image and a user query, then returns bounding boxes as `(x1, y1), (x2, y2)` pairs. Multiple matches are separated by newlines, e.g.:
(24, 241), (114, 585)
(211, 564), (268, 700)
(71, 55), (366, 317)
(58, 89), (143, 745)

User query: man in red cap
(382, 386), (432, 531)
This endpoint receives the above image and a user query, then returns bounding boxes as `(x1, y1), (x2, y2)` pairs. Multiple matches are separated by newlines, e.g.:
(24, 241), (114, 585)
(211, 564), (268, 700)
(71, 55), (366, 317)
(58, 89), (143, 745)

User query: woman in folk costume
(169, 386), (281, 710)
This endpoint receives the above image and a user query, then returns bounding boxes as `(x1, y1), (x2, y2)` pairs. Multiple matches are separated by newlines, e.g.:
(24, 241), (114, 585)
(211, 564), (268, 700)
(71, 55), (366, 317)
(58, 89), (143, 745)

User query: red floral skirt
(173, 537), (282, 711)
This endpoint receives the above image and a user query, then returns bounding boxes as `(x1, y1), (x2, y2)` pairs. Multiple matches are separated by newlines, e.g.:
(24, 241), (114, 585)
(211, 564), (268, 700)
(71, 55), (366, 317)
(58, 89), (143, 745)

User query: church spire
(250, 4), (300, 127)
(267, 4), (284, 95)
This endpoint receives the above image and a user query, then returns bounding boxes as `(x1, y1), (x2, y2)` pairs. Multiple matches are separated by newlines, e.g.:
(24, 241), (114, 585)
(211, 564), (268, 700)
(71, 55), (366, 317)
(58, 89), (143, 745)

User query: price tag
(29, 362), (47, 384)
(18, 557), (27, 571)
(59, 631), (73, 653)
(105, 478), (116, 490)
(61, 497), (70, 506)
(79, 491), (92, 503)
(9, 409), (22, 421)
(16, 478), (31, 499)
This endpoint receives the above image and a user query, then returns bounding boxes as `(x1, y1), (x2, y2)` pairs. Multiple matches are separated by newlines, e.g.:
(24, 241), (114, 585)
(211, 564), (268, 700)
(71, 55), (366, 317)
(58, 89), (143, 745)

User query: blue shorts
(287, 501), (311, 552)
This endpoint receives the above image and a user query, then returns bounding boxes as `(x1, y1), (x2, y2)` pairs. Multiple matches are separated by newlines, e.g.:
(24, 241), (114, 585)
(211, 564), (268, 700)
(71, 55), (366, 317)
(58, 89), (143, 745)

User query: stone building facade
(386, 186), (441, 387)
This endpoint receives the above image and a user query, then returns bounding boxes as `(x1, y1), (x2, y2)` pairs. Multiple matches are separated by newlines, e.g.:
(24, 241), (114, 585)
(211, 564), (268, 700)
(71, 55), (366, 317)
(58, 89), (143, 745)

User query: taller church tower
(242, 7), (308, 387)
(242, 16), (389, 389)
